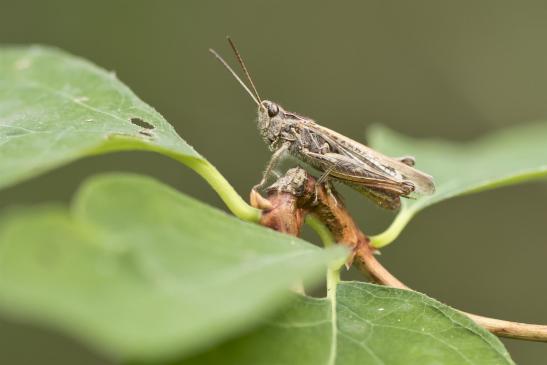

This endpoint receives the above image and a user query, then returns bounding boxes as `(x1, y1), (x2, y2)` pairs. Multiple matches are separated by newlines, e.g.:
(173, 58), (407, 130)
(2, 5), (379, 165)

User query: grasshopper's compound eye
(263, 101), (279, 117)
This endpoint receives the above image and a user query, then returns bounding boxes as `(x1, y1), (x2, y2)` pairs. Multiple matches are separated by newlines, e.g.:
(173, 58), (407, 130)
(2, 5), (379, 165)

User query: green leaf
(368, 122), (547, 247)
(0, 46), (258, 221)
(0, 174), (347, 361)
(181, 282), (514, 365)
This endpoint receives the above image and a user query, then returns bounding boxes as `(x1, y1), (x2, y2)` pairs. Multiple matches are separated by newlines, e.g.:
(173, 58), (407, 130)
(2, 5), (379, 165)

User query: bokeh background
(1, 1), (546, 364)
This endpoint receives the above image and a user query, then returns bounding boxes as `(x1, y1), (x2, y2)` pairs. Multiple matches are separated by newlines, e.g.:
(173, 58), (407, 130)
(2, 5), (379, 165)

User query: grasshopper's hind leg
(354, 185), (401, 210)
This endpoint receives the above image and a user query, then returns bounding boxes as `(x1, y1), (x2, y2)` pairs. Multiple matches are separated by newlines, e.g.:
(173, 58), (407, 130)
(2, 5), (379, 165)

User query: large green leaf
(0, 46), (198, 185)
(0, 46), (257, 220)
(369, 122), (547, 247)
(181, 282), (514, 365)
(0, 174), (347, 361)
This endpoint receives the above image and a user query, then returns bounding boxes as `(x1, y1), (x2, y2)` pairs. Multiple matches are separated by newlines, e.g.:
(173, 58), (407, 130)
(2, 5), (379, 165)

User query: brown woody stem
(253, 167), (547, 342)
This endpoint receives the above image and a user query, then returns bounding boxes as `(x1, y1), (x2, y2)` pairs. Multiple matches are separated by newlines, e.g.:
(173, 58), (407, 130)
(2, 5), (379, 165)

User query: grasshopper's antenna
(209, 48), (260, 106)
(226, 36), (262, 103)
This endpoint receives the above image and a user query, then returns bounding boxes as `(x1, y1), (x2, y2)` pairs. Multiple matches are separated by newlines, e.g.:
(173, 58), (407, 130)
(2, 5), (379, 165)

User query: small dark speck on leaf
(139, 130), (153, 137)
(130, 117), (154, 130)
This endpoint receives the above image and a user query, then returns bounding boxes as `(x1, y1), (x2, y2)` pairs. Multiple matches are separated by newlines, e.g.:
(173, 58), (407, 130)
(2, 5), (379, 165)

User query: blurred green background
(1, 1), (546, 364)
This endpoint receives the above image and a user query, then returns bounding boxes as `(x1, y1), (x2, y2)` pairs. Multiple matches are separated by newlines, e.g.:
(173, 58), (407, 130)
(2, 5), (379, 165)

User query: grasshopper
(210, 38), (435, 210)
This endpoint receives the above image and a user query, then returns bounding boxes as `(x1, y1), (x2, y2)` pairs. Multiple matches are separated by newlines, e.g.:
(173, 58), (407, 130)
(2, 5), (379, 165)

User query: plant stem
(191, 160), (261, 222)
(369, 208), (414, 248)
(325, 262), (340, 365)
(102, 138), (262, 223)
(313, 216), (341, 365)
(306, 215), (334, 248)
(353, 240), (547, 342)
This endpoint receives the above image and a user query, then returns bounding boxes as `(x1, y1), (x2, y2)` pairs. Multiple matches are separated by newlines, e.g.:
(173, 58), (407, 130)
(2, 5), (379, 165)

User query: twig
(354, 237), (547, 341)
(252, 167), (547, 342)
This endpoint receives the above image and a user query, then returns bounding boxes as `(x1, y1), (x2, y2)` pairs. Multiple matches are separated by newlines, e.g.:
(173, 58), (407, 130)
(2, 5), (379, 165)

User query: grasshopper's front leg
(253, 143), (290, 191)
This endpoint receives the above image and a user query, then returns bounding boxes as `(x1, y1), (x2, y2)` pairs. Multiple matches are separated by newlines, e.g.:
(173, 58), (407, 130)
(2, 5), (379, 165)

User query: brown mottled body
(210, 38), (435, 210)
(256, 101), (434, 210)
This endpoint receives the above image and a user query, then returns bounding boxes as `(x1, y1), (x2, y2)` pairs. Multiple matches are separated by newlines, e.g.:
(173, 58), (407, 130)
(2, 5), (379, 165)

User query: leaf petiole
(370, 207), (415, 248)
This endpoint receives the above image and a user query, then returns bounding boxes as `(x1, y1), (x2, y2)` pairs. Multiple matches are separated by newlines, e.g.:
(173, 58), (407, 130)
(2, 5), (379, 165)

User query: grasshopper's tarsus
(312, 184), (320, 206)
(324, 181), (339, 207)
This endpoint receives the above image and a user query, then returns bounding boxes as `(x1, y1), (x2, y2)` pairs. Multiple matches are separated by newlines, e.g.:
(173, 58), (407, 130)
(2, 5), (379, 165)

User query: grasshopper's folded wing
(304, 151), (414, 196)
(304, 124), (435, 196)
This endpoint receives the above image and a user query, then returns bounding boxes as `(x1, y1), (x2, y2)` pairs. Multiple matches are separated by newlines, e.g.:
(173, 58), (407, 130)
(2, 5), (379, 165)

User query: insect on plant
(210, 37), (435, 210)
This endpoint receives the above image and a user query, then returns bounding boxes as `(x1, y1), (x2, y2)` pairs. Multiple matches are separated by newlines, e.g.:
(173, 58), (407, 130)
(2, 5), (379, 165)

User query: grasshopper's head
(257, 100), (286, 142)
